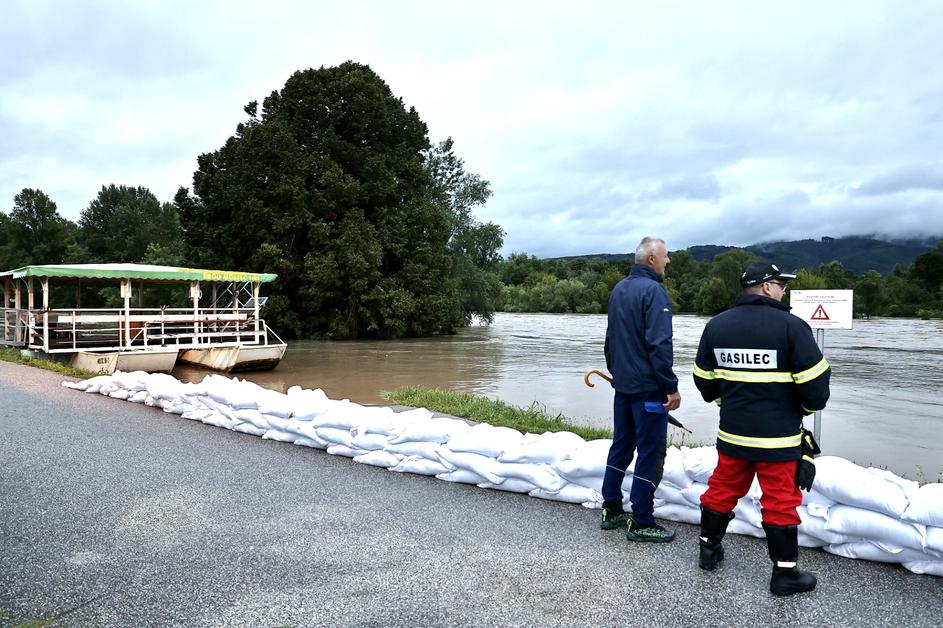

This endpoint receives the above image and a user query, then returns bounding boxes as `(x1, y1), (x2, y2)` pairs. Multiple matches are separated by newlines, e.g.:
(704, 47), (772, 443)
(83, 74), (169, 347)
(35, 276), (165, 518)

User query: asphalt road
(1, 361), (941, 627)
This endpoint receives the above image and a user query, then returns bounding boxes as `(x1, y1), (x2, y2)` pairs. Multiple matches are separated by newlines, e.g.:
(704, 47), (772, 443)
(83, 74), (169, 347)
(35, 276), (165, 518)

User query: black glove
(795, 429), (821, 492)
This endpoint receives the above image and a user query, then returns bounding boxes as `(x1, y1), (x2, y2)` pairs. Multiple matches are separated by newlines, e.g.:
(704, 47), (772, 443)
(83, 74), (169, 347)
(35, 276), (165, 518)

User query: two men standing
(602, 239), (830, 597)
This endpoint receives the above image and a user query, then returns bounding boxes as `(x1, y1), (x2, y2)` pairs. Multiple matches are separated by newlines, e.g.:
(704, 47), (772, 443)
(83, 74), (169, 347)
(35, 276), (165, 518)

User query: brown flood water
(174, 312), (943, 480)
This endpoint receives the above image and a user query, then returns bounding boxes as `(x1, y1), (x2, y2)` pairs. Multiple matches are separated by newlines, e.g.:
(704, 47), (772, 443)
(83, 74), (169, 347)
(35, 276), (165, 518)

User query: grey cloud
(853, 166), (943, 196)
(651, 174), (722, 201)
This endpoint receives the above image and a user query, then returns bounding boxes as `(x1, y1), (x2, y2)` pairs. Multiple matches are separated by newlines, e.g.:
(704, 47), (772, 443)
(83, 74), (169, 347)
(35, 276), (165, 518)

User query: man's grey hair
(635, 237), (666, 263)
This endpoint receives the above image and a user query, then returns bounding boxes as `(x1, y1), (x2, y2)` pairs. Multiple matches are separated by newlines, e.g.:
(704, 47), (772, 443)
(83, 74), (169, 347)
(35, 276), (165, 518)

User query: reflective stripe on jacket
(693, 294), (830, 461)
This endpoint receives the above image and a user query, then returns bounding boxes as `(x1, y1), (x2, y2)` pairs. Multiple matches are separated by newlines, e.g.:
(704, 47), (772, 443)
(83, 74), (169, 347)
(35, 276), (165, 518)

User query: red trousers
(700, 452), (802, 526)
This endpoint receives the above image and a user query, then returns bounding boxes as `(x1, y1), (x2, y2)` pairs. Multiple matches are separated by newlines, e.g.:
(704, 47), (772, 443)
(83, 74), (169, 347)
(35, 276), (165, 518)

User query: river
(174, 312), (943, 480)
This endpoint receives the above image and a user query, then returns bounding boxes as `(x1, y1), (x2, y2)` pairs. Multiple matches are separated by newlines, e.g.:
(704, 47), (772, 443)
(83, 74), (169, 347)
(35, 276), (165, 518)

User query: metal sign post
(790, 290), (854, 444)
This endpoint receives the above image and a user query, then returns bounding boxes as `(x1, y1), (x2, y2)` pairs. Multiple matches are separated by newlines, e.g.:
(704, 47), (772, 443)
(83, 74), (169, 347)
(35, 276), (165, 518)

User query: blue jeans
(601, 390), (668, 527)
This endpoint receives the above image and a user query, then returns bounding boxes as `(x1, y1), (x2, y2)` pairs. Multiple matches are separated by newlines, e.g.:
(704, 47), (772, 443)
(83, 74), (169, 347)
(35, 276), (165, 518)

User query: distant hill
(555, 235), (941, 275)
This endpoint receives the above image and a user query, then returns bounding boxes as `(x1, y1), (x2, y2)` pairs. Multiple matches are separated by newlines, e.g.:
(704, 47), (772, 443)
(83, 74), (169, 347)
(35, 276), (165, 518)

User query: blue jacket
(604, 264), (678, 396)
(693, 294), (831, 461)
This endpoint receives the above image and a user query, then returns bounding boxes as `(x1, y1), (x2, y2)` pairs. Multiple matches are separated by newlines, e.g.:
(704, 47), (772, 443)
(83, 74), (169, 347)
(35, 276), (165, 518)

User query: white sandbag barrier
(63, 371), (943, 577)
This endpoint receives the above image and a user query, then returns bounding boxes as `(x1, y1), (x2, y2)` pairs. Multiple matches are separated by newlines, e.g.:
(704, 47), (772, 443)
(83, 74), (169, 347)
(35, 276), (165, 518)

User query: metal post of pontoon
(253, 282), (260, 343)
(231, 282), (239, 341)
(123, 279), (132, 348)
(191, 281), (200, 344)
(42, 277), (49, 351)
(14, 279), (22, 344)
(3, 278), (9, 342)
(27, 276), (34, 346)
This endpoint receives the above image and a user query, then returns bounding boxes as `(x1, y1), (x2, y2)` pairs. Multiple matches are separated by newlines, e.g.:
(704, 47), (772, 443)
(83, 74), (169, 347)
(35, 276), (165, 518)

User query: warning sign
(791, 290), (853, 330)
(810, 304), (830, 321)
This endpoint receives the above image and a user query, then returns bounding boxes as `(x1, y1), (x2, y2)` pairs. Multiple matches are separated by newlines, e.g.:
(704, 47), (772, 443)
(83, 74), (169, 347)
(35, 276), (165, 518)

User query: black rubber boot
(699, 507), (734, 571)
(763, 523), (817, 596)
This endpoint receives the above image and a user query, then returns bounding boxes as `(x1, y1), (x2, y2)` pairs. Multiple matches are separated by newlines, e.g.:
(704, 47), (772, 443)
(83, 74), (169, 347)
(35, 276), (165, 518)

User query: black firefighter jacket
(693, 294), (831, 461)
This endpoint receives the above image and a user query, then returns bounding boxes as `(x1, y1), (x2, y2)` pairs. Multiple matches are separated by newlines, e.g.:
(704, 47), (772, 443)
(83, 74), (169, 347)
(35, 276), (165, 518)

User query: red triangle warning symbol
(811, 304), (830, 320)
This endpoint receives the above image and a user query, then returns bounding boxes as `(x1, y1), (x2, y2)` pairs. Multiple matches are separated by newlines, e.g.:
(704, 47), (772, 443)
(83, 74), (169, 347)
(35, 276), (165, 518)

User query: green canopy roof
(0, 263), (277, 283)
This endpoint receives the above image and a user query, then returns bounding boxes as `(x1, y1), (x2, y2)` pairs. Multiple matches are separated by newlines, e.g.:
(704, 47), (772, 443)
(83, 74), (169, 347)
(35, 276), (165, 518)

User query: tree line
(3, 61), (941, 335)
(493, 245), (943, 319)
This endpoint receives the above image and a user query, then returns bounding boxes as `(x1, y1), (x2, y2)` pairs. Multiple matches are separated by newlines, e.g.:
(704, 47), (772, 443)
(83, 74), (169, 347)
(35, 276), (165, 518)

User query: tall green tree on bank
(178, 62), (462, 339)
(424, 138), (504, 325)
(1, 188), (75, 267)
(77, 185), (183, 264)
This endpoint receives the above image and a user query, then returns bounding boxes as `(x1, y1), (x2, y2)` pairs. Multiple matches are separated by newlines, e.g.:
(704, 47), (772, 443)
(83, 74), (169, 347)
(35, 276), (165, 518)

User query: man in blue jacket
(601, 236), (681, 542)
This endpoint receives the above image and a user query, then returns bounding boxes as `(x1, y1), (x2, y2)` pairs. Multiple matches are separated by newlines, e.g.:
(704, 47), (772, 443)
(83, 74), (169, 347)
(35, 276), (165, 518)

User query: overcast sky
(3, 1), (943, 258)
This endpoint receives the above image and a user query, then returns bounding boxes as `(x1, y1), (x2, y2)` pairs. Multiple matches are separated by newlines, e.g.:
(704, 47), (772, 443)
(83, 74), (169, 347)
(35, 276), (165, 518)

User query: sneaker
(600, 508), (632, 530)
(626, 522), (676, 543)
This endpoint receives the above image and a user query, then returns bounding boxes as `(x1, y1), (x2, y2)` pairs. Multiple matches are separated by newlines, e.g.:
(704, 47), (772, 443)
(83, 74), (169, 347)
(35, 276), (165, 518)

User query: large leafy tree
(78, 185), (183, 263)
(424, 138), (504, 325)
(1, 188), (75, 267)
(179, 62), (460, 338)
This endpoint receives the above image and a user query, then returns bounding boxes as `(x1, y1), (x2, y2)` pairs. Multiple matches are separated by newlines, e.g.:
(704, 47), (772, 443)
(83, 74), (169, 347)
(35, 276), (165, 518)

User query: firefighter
(693, 262), (830, 596)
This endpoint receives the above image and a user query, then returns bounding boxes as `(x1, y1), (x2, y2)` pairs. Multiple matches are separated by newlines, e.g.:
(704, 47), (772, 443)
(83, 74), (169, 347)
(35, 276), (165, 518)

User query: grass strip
(382, 385), (612, 441)
(0, 348), (96, 379)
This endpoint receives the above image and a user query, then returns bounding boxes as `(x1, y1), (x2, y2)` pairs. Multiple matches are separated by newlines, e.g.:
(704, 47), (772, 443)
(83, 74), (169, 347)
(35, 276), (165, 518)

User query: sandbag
(814, 456), (911, 517)
(233, 409), (272, 431)
(799, 532), (828, 548)
(232, 422), (268, 437)
(387, 417), (469, 444)
(350, 432), (390, 452)
(568, 473), (634, 495)
(262, 429), (297, 443)
(662, 446), (693, 489)
(68, 375), (111, 392)
(256, 391), (294, 418)
(109, 389), (131, 400)
(436, 469), (490, 484)
(436, 447), (502, 484)
(264, 415), (291, 432)
(385, 440), (445, 461)
(286, 386), (330, 420)
(825, 541), (931, 565)
(925, 527), (943, 554)
(353, 450), (401, 468)
(390, 456), (452, 476)
(128, 390), (148, 403)
(727, 518), (765, 538)
(112, 371), (148, 392)
(551, 439), (615, 482)
(498, 431), (585, 464)
(287, 422), (325, 447)
(529, 483), (603, 505)
(733, 496), (762, 529)
(478, 478), (536, 493)
(491, 461), (566, 493)
(902, 560), (943, 577)
(653, 502), (701, 525)
(681, 482), (709, 507)
(311, 402), (365, 430)
(202, 413), (236, 430)
(447, 423), (524, 458)
(826, 505), (926, 552)
(326, 444), (368, 458)
(797, 505), (859, 545)
(315, 427), (356, 448)
(902, 483), (943, 528)
(351, 406), (401, 436)
(293, 436), (329, 450)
